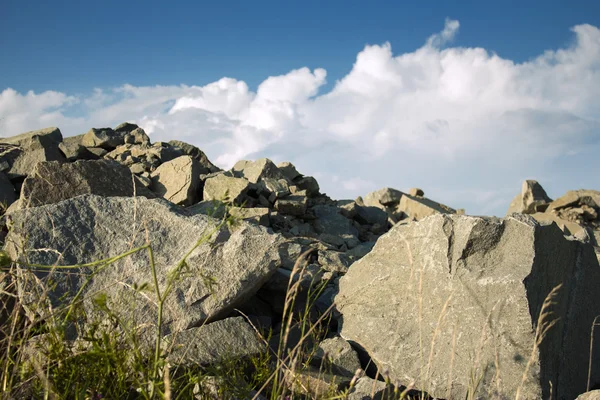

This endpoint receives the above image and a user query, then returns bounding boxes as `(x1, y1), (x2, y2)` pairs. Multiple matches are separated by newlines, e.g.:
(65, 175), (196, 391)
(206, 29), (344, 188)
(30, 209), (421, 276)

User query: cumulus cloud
(1, 20), (599, 216)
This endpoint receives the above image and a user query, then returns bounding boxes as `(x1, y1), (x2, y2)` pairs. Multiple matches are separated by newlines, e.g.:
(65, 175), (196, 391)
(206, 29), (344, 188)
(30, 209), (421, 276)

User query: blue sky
(1, 0), (599, 216)
(2, 0), (597, 93)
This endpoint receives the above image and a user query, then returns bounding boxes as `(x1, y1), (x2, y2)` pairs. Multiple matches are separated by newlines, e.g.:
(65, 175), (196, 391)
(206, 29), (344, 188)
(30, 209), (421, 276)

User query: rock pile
(506, 179), (600, 246)
(0, 125), (599, 399)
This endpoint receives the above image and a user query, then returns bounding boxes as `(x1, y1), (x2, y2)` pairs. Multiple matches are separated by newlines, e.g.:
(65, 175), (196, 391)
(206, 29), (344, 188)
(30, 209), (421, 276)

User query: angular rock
(5, 195), (285, 342)
(150, 155), (201, 206)
(86, 147), (108, 158)
(164, 317), (264, 367)
(530, 212), (588, 239)
(507, 180), (553, 215)
(168, 140), (220, 173)
(185, 200), (227, 219)
(408, 187), (424, 197)
(311, 337), (362, 377)
(313, 206), (358, 237)
(228, 207), (270, 227)
(0, 127), (65, 178)
(347, 377), (388, 400)
(114, 122), (139, 134)
(277, 161), (302, 181)
(261, 178), (290, 200)
(232, 158), (288, 184)
(19, 160), (155, 209)
(317, 250), (352, 273)
(124, 127), (150, 146)
(0, 172), (16, 210)
(81, 127), (126, 150)
(275, 195), (308, 216)
(354, 205), (388, 226)
(336, 214), (600, 400)
(362, 188), (404, 209)
(59, 134), (100, 161)
(294, 176), (320, 197)
(203, 174), (254, 206)
(547, 189), (600, 212)
(396, 194), (455, 221)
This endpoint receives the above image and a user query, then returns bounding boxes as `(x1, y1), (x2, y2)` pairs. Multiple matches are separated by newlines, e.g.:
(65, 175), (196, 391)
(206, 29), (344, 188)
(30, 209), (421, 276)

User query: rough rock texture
(577, 391), (600, 400)
(284, 367), (349, 398)
(311, 337), (361, 377)
(336, 214), (600, 400)
(18, 160), (155, 209)
(232, 158), (288, 184)
(59, 134), (100, 161)
(275, 196), (307, 216)
(277, 161), (302, 181)
(203, 174), (253, 205)
(228, 207), (270, 227)
(5, 195), (285, 342)
(0, 127), (65, 178)
(81, 127), (126, 150)
(362, 187), (404, 209)
(396, 194), (456, 220)
(150, 155), (201, 206)
(164, 317), (264, 367)
(347, 377), (388, 400)
(507, 179), (553, 215)
(168, 140), (220, 173)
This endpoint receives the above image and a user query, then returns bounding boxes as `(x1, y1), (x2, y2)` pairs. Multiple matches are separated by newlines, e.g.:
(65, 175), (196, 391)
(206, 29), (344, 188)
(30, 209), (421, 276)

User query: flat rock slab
(164, 317), (264, 367)
(5, 195), (285, 342)
(19, 160), (155, 208)
(336, 214), (600, 400)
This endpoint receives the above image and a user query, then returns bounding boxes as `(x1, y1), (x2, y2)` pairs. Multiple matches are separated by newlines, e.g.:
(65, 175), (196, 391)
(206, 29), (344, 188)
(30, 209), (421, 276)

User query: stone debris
(2, 124), (599, 399)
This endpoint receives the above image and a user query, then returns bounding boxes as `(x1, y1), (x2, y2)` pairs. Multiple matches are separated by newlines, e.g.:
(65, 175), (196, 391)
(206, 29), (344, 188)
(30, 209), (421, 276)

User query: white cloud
(1, 20), (599, 216)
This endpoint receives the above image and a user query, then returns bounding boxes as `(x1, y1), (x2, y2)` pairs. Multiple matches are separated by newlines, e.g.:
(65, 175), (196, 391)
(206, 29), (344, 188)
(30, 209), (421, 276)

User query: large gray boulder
(18, 160), (155, 209)
(335, 214), (600, 400)
(0, 127), (65, 179)
(507, 180), (553, 215)
(5, 195), (285, 342)
(150, 155), (201, 206)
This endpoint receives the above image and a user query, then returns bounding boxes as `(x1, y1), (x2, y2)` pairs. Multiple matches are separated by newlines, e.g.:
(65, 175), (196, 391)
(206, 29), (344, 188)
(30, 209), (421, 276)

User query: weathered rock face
(168, 140), (220, 173)
(18, 160), (155, 209)
(164, 317), (264, 367)
(203, 174), (254, 205)
(59, 134), (100, 161)
(232, 158), (288, 184)
(396, 194), (456, 221)
(150, 155), (201, 206)
(508, 181), (600, 247)
(507, 179), (553, 215)
(336, 214), (600, 400)
(5, 195), (285, 341)
(81, 127), (126, 150)
(361, 187), (404, 209)
(0, 127), (65, 179)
